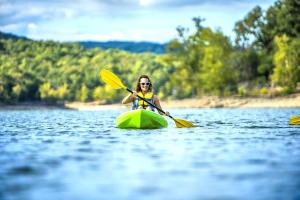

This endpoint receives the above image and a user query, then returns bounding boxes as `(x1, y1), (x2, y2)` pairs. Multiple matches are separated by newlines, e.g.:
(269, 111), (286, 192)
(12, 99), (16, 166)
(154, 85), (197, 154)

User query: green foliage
(271, 35), (300, 91)
(233, 0), (300, 93)
(166, 18), (238, 97)
(234, 0), (300, 49)
(78, 84), (89, 102)
(0, 36), (171, 103)
(234, 6), (265, 48)
(238, 86), (247, 97)
(259, 87), (268, 95)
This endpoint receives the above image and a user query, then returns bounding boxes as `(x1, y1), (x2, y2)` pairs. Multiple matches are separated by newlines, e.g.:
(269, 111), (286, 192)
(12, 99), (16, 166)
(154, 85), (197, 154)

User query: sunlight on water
(0, 108), (300, 200)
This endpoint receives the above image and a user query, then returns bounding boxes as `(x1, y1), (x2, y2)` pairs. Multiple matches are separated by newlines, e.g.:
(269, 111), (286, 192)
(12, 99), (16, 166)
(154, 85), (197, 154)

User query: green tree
(56, 83), (69, 100)
(39, 82), (56, 102)
(271, 35), (300, 91)
(167, 17), (237, 97)
(78, 84), (89, 102)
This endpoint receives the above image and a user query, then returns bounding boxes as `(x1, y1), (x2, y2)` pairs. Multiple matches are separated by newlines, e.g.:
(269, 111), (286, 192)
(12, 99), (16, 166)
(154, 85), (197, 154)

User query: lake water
(0, 108), (300, 200)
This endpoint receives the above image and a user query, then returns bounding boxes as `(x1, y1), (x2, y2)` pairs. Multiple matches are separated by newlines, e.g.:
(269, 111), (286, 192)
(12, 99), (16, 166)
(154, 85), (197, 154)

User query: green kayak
(116, 109), (168, 129)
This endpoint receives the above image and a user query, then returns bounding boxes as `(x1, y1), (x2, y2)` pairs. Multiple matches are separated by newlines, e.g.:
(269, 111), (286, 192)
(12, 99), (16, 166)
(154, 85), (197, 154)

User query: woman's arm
(122, 91), (137, 104)
(153, 95), (169, 116)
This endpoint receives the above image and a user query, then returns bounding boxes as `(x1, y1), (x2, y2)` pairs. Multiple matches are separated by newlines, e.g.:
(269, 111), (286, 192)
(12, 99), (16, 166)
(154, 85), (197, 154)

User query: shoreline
(0, 103), (66, 111)
(1, 94), (299, 110)
(162, 95), (300, 109)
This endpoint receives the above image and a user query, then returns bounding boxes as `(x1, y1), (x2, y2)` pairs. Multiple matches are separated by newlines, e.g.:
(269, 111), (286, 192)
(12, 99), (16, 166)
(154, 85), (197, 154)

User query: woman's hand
(122, 91), (137, 104)
(132, 91), (137, 98)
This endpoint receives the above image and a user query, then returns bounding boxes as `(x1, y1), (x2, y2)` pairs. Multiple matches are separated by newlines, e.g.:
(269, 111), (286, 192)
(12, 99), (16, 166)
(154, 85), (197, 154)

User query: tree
(234, 6), (265, 48)
(167, 17), (237, 97)
(78, 84), (89, 102)
(234, 0), (300, 49)
(200, 32), (238, 95)
(271, 35), (300, 91)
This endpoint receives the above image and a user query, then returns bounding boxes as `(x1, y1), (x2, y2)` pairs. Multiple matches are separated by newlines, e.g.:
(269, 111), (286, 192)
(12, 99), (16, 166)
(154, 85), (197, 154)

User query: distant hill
(79, 41), (167, 54)
(0, 30), (173, 104)
(0, 31), (167, 53)
(0, 31), (30, 40)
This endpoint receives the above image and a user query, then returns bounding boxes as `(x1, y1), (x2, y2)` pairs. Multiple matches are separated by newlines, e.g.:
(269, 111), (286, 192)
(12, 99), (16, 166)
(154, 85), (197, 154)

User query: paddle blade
(100, 69), (126, 89)
(174, 118), (196, 128)
(289, 115), (300, 125)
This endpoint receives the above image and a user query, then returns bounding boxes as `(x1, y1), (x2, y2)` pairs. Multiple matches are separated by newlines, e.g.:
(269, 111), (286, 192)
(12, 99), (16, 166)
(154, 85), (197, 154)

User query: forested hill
(79, 41), (166, 53)
(0, 31), (166, 53)
(0, 31), (30, 41)
(0, 31), (170, 104)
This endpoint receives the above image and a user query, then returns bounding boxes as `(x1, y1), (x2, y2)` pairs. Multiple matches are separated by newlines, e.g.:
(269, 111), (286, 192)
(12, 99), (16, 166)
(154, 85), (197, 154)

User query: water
(0, 108), (300, 200)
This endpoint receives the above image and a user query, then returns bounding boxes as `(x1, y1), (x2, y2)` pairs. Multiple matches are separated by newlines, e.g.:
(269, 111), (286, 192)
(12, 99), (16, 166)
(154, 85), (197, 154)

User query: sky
(0, 0), (276, 43)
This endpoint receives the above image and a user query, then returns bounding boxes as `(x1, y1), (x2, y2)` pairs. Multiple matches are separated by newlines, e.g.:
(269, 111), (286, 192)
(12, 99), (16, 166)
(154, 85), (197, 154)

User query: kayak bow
(116, 109), (168, 129)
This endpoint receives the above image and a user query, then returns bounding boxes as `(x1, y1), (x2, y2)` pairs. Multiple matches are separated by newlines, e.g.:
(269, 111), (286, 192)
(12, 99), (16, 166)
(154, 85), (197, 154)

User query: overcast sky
(0, 0), (276, 43)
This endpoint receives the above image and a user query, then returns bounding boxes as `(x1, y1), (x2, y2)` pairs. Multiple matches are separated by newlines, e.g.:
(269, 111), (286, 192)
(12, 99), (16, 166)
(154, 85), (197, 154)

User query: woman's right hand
(132, 91), (137, 98)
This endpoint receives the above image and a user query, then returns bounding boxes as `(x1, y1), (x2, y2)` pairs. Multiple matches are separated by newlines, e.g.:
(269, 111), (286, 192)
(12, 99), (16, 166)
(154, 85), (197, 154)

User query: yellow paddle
(289, 115), (300, 125)
(100, 69), (196, 128)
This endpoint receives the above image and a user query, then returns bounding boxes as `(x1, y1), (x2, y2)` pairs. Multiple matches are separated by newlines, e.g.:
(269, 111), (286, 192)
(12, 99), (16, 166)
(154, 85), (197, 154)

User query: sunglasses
(140, 82), (150, 86)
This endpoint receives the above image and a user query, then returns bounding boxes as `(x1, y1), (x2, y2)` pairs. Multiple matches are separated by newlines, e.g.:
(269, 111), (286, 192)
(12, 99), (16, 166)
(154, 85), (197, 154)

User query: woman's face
(139, 78), (150, 92)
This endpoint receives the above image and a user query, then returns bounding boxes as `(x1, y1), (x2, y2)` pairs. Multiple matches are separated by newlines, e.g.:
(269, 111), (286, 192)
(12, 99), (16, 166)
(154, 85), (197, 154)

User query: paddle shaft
(126, 88), (174, 119)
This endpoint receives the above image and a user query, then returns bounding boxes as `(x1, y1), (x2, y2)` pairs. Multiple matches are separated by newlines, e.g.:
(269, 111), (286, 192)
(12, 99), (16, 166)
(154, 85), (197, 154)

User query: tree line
(0, 0), (299, 104)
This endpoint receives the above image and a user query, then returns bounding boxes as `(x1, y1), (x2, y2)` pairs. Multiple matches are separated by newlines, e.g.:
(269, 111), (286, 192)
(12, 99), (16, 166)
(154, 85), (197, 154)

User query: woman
(122, 75), (169, 116)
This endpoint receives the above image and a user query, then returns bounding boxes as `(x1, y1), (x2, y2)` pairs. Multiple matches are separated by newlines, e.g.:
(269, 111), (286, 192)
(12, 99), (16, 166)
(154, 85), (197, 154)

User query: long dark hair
(135, 75), (153, 92)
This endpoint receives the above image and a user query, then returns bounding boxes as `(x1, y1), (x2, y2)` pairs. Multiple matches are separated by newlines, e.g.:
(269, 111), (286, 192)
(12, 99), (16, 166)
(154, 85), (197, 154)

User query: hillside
(0, 31), (168, 104)
(0, 31), (30, 40)
(0, 31), (166, 54)
(79, 41), (166, 53)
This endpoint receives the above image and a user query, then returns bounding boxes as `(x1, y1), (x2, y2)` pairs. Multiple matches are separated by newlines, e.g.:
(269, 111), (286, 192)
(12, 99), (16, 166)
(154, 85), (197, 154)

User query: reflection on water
(0, 108), (300, 200)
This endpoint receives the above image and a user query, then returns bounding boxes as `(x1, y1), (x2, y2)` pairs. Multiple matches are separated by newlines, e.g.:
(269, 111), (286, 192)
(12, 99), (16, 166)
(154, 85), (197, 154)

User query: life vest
(132, 92), (155, 111)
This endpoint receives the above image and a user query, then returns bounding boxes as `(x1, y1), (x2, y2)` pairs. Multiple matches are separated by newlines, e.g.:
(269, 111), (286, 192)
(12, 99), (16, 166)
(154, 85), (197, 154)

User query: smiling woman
(121, 75), (170, 116)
